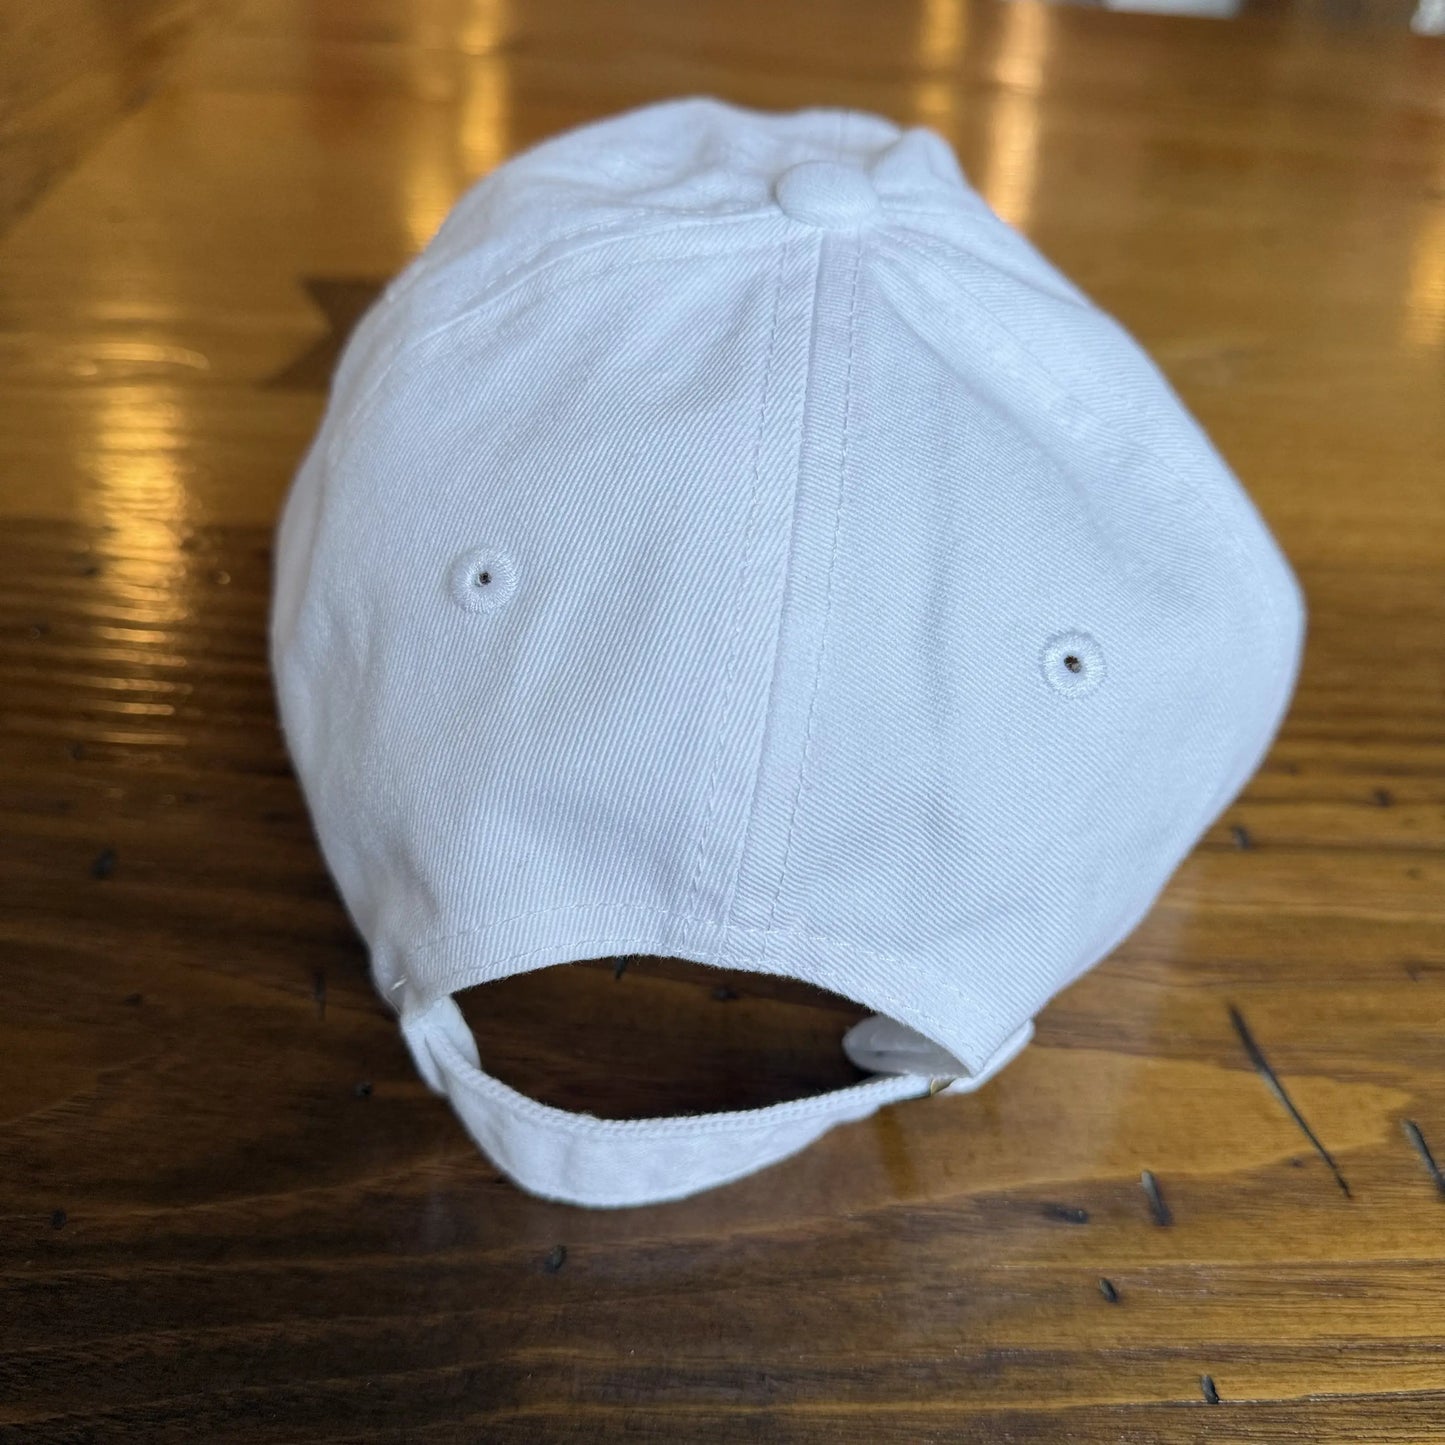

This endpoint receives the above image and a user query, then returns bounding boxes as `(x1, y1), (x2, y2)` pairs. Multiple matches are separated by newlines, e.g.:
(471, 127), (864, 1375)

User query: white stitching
(683, 238), (791, 918)
(429, 1027), (922, 1138)
(328, 213), (781, 475)
(721, 233), (824, 933)
(766, 235), (864, 932)
(404, 906), (983, 1042)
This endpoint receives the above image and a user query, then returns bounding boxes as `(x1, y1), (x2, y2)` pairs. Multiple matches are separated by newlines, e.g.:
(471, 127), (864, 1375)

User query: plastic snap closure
(774, 161), (880, 229)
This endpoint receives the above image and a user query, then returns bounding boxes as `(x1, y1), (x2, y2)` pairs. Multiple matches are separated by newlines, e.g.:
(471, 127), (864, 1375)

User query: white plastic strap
(401, 995), (1033, 1208)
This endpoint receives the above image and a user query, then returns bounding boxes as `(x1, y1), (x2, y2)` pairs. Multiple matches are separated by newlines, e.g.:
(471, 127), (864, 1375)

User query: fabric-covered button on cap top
(773, 160), (880, 229)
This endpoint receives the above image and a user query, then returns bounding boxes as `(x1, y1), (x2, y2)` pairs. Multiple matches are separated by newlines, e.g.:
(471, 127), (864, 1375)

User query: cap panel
(875, 226), (1305, 810)
(868, 128), (1094, 309)
(882, 223), (1304, 643)
(746, 238), (1302, 1066)
(275, 234), (815, 996)
(355, 99), (902, 375)
(287, 103), (915, 626)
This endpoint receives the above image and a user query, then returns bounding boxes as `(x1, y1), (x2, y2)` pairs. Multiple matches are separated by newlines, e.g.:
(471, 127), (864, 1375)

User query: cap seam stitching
(721, 240), (824, 927)
(381, 203), (781, 317)
(683, 236), (792, 920)
(765, 233), (864, 933)
(889, 212), (1096, 313)
(324, 213), (784, 479)
(401, 907), (998, 1054)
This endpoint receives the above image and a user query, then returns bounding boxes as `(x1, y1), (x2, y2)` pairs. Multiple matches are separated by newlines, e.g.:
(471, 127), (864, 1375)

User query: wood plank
(0, 0), (209, 233)
(2, 0), (1444, 1440)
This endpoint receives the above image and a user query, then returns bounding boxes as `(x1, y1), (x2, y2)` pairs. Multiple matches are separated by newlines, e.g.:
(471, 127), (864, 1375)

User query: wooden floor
(3, 1), (1445, 1441)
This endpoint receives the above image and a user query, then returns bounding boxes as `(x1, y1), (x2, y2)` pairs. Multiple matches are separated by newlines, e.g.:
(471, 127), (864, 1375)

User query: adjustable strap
(401, 994), (1033, 1209)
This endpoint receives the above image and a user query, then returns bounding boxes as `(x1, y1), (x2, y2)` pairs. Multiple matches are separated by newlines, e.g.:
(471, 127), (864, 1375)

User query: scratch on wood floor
(1098, 1277), (1119, 1303)
(1140, 1169), (1173, 1226)
(1403, 1120), (1445, 1196)
(1227, 1004), (1352, 1199)
(1200, 1374), (1220, 1404)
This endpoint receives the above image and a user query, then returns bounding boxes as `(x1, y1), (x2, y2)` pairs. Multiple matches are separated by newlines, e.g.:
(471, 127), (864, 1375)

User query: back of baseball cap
(272, 99), (1304, 1208)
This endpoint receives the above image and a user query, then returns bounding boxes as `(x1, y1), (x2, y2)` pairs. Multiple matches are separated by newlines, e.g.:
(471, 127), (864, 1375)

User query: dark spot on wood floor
(122, 992), (142, 1006)
(28, 620), (49, 638)
(90, 847), (117, 880)
(1230, 824), (1251, 849)
(266, 276), (388, 390)
(1044, 1204), (1089, 1225)
(50, 1209), (67, 1230)
(1141, 1169), (1173, 1226)
(1201, 1374), (1220, 1404)
(1228, 1003), (1351, 1199)
(1099, 1277), (1119, 1303)
(1403, 1120), (1445, 1197)
(612, 955), (630, 980)
(711, 985), (739, 1002)
(1373, 787), (1393, 807)
(353, 1081), (372, 1099)
(543, 1244), (567, 1273)
(312, 967), (327, 1020)
(68, 742), (86, 760)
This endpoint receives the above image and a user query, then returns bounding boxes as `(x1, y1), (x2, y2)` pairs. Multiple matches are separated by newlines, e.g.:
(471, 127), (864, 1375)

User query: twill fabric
(271, 98), (1305, 1208)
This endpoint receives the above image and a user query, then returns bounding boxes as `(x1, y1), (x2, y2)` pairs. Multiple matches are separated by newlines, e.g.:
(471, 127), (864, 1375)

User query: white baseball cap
(271, 98), (1304, 1208)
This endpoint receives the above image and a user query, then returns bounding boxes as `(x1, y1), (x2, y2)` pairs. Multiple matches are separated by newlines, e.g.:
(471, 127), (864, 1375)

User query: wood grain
(0, 0), (210, 234)
(2, 0), (1444, 1441)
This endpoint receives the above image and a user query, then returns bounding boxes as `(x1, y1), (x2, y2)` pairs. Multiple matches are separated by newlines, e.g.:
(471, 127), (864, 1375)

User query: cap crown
(272, 100), (1304, 1205)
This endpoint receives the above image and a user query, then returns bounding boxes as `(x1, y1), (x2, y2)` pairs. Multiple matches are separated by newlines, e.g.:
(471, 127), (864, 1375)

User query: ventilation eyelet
(1041, 631), (1105, 698)
(449, 547), (517, 614)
